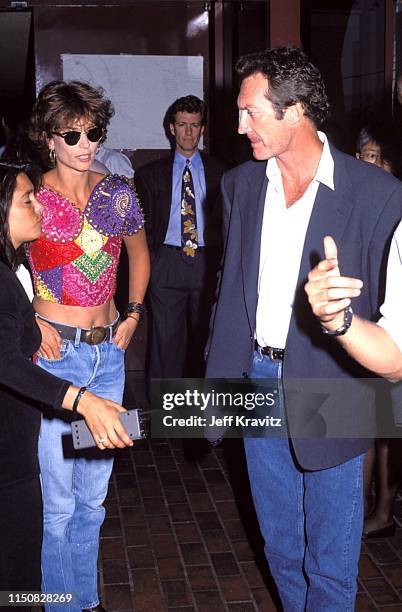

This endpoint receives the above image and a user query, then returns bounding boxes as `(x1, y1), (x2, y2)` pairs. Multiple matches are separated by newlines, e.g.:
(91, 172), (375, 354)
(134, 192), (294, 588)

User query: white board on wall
(62, 54), (204, 150)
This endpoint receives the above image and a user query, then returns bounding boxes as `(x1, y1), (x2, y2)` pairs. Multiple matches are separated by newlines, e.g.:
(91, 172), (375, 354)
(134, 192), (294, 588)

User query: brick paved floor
(99, 436), (402, 611)
(100, 437), (280, 611)
(98, 376), (402, 610)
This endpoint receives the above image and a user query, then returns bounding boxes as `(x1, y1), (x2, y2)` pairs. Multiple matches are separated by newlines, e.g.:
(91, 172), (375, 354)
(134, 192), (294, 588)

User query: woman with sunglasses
(27, 81), (150, 612)
(0, 161), (133, 610)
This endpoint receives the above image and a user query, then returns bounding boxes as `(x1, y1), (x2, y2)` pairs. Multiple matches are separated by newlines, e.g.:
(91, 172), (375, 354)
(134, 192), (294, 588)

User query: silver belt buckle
(267, 346), (275, 360)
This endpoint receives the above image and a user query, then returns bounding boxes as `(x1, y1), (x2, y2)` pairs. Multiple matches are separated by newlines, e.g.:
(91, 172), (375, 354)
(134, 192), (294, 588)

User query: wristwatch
(321, 306), (353, 337)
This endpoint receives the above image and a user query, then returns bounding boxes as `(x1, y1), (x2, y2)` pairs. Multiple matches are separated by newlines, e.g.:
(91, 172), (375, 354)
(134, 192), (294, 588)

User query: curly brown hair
(29, 80), (114, 167)
(236, 47), (330, 127)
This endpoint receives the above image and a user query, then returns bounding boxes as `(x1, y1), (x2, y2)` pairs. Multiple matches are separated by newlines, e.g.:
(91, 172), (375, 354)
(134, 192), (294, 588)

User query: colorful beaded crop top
(27, 174), (144, 307)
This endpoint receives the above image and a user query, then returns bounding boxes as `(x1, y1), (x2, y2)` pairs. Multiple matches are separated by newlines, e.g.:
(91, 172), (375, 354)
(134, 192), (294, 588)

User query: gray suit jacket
(206, 145), (402, 470)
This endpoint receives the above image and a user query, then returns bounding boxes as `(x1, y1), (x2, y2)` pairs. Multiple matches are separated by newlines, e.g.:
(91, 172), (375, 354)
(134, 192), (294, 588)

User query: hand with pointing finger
(305, 236), (364, 334)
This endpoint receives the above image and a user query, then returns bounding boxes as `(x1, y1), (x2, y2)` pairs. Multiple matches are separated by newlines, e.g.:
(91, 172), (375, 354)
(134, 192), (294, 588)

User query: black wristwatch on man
(321, 306), (353, 337)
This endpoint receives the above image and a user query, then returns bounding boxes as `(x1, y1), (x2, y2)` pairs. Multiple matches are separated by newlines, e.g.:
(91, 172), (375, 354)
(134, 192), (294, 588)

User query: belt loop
(74, 326), (81, 347)
(109, 312), (119, 342)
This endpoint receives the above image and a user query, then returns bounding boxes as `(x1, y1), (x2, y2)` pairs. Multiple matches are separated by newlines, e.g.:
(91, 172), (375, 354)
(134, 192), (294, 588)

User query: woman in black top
(0, 162), (133, 606)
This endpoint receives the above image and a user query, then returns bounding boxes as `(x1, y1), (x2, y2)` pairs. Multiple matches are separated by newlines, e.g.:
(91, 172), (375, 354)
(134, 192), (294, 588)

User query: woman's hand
(113, 315), (139, 351)
(36, 317), (63, 359)
(71, 388), (134, 449)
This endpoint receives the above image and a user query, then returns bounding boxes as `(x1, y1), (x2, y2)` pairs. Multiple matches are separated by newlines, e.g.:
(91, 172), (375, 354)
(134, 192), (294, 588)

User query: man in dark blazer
(135, 95), (226, 378)
(206, 48), (402, 611)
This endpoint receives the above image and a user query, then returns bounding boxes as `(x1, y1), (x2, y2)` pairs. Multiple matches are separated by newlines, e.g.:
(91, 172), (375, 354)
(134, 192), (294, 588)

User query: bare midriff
(34, 297), (118, 329)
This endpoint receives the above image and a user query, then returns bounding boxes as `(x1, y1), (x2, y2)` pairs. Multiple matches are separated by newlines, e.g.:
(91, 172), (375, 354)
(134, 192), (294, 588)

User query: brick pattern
(99, 435), (402, 611)
(99, 437), (279, 611)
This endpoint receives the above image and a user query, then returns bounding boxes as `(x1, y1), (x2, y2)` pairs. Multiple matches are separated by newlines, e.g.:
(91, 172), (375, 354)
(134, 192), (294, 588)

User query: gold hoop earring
(49, 149), (56, 164)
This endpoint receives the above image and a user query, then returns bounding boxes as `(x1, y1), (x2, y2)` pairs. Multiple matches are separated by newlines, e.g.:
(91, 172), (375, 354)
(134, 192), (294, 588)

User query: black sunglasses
(52, 127), (103, 146)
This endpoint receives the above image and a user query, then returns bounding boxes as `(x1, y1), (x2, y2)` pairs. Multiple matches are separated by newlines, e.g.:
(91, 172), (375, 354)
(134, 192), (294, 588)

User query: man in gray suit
(206, 47), (402, 610)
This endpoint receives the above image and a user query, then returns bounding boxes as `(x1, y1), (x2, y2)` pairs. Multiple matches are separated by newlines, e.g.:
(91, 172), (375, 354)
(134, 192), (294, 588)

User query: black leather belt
(255, 341), (285, 361)
(44, 319), (119, 345)
(164, 244), (206, 251)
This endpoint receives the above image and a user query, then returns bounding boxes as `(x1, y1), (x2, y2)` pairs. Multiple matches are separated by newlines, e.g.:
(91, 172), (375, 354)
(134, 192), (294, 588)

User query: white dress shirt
(95, 145), (134, 178)
(164, 150), (207, 247)
(256, 132), (335, 349)
(377, 220), (402, 350)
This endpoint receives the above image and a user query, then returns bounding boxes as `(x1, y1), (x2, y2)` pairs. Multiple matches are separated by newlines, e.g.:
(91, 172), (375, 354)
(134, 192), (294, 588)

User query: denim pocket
(37, 339), (73, 363)
(111, 340), (126, 354)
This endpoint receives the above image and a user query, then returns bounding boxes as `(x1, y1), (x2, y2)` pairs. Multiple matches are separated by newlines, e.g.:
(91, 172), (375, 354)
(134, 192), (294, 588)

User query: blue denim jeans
(244, 350), (364, 611)
(37, 333), (125, 612)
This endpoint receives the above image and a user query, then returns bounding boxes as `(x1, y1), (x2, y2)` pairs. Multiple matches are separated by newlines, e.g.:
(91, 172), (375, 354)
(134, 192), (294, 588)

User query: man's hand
(305, 236), (363, 332)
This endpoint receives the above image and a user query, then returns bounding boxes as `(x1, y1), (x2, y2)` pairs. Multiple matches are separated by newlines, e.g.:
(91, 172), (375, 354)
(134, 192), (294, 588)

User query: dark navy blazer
(206, 146), (402, 470)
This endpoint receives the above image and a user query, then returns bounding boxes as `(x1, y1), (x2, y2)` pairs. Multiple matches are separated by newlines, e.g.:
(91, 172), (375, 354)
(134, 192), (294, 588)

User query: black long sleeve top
(0, 261), (71, 486)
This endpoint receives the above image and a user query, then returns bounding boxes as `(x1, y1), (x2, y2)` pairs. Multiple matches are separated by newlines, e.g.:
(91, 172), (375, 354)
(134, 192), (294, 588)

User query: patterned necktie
(181, 159), (198, 262)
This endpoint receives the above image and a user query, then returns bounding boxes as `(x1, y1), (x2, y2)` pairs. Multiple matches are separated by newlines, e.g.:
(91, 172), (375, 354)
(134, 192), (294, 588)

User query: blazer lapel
(201, 152), (213, 203)
(239, 162), (268, 331)
(297, 147), (354, 284)
(286, 147), (355, 356)
(158, 155), (174, 241)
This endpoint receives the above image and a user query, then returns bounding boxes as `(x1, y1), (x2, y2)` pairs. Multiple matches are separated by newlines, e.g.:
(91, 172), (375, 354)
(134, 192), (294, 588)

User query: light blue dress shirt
(164, 150), (207, 247)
